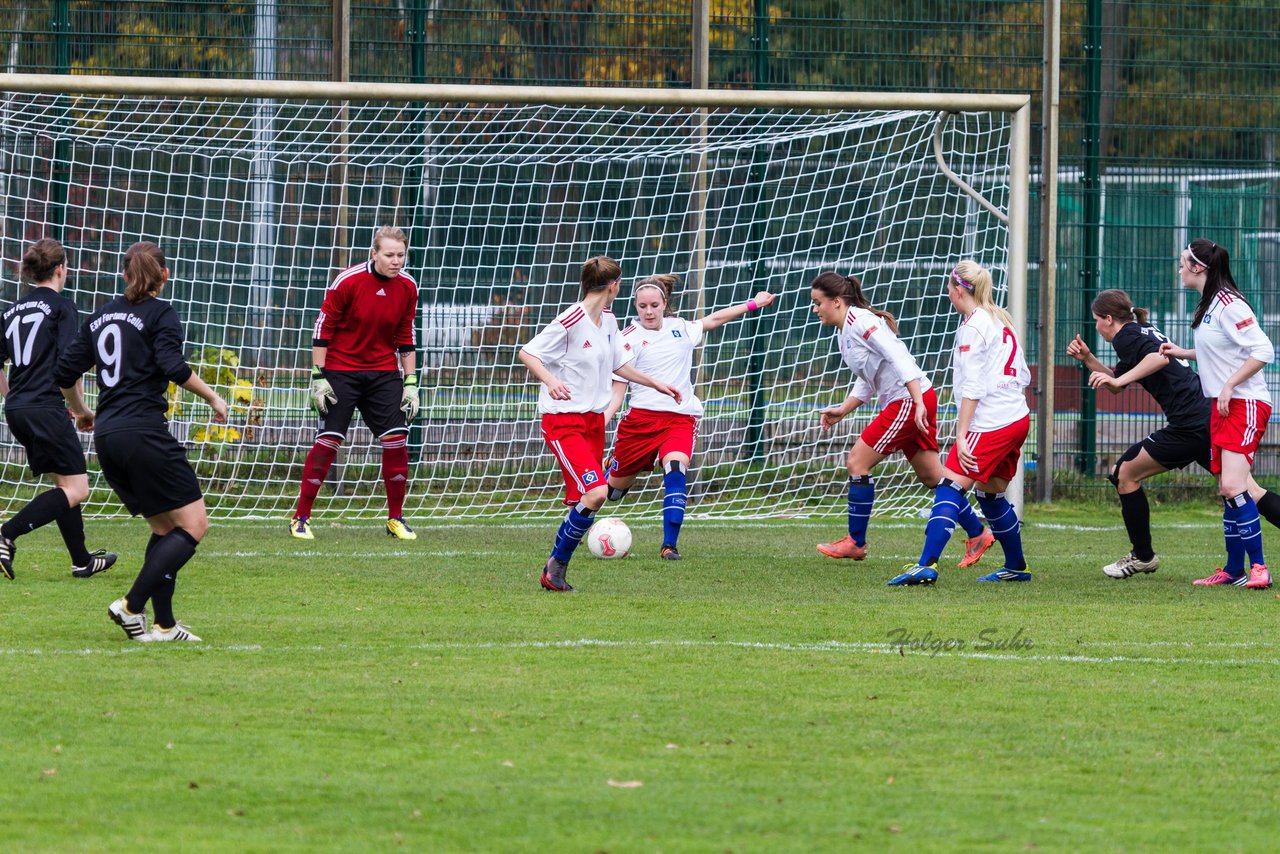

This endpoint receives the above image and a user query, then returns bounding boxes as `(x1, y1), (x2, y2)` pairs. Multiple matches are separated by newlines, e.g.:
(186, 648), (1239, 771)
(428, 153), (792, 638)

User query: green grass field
(1, 504), (1277, 852)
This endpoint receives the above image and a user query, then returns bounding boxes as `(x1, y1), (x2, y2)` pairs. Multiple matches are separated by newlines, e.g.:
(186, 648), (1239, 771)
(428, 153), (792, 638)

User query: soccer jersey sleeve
(610, 320), (636, 372)
(53, 320), (94, 389)
(955, 322), (991, 401)
(683, 318), (704, 348)
(851, 376), (873, 404)
(1219, 299), (1275, 364)
(395, 280), (418, 354)
(152, 303), (194, 385)
(312, 278), (351, 347)
(858, 317), (923, 386)
(56, 300), (80, 355)
(521, 317), (569, 365)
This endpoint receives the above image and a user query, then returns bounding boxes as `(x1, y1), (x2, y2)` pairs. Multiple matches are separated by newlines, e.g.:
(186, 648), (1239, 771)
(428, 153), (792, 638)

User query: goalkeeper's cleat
(660, 544), (682, 561)
(1192, 569), (1248, 587)
(1246, 563), (1272, 590)
(887, 563), (938, 586)
(1102, 551), (1160, 579)
(977, 567), (1032, 582)
(72, 549), (117, 579)
(816, 535), (867, 560)
(147, 622), (202, 642)
(107, 598), (150, 641)
(957, 529), (996, 568)
(386, 517), (418, 541)
(289, 516), (314, 540)
(540, 557), (574, 592)
(0, 532), (14, 580)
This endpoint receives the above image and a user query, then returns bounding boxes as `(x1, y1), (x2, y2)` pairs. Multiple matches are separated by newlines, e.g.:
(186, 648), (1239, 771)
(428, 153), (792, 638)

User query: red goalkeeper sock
(381, 433), (409, 518)
(295, 436), (341, 518)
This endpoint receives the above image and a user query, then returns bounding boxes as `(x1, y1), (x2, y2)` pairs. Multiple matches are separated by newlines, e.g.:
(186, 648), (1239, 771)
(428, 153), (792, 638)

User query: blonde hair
(633, 274), (679, 314)
(370, 226), (409, 255)
(952, 259), (1016, 336)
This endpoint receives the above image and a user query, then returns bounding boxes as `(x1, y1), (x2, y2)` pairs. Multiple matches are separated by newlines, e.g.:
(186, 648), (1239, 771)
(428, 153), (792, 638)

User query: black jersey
(1111, 321), (1210, 429)
(54, 295), (193, 436)
(0, 286), (81, 410)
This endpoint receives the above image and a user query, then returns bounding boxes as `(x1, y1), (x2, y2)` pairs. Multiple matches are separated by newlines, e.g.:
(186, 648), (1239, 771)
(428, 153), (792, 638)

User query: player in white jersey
(889, 260), (1032, 586)
(519, 256), (681, 592)
(807, 272), (993, 567)
(1159, 238), (1275, 589)
(601, 274), (775, 560)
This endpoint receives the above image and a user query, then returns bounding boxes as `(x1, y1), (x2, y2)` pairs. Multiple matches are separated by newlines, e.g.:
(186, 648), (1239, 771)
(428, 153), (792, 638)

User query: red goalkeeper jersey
(312, 261), (418, 371)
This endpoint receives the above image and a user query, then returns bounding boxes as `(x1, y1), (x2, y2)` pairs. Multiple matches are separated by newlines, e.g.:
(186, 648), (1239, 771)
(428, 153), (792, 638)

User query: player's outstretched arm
(1158, 341), (1195, 361)
(1089, 351), (1168, 393)
(181, 373), (229, 423)
(1065, 334), (1113, 376)
(603, 379), (627, 423)
(699, 291), (775, 332)
(820, 392), (865, 431)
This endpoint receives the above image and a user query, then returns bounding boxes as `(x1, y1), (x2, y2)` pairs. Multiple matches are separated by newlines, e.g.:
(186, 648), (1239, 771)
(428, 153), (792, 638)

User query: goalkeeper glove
(310, 367), (337, 415)
(401, 373), (420, 420)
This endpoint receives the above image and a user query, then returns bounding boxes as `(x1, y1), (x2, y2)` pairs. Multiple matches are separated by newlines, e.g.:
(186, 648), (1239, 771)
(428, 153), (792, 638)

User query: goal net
(0, 80), (1025, 520)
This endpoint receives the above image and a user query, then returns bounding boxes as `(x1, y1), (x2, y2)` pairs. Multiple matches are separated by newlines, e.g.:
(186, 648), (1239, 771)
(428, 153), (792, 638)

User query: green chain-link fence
(5, 1), (1280, 496)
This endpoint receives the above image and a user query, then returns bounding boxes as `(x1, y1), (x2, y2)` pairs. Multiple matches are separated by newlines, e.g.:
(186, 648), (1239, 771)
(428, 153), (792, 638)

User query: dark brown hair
(1188, 238), (1248, 328)
(20, 238), (66, 284)
(809, 270), (898, 334)
(1091, 289), (1149, 325)
(123, 242), (167, 304)
(580, 255), (621, 298)
(633, 274), (679, 315)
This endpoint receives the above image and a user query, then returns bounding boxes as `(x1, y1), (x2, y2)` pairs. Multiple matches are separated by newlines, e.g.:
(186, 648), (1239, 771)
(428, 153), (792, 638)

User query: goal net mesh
(0, 89), (1013, 520)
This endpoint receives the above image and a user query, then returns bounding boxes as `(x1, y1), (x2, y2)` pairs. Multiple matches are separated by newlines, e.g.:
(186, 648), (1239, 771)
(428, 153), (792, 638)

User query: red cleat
(958, 529), (996, 569)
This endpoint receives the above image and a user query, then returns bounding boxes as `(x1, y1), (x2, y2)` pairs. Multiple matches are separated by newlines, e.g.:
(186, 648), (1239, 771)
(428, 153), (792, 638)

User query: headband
(950, 269), (975, 292)
(1186, 243), (1213, 268)
(634, 282), (667, 301)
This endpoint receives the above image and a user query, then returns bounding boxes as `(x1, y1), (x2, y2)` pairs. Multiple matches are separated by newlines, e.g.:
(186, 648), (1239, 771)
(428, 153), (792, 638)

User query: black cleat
(540, 557), (575, 592)
(0, 533), (15, 580)
(660, 544), (682, 561)
(72, 550), (117, 578)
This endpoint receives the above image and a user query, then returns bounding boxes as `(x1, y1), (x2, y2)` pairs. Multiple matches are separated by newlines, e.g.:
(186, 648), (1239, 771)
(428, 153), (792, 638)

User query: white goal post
(0, 73), (1030, 520)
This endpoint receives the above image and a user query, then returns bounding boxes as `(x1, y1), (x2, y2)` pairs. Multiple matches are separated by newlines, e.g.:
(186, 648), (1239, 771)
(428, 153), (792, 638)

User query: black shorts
(95, 428), (203, 517)
(319, 370), (407, 440)
(1140, 423), (1212, 472)
(5, 405), (88, 476)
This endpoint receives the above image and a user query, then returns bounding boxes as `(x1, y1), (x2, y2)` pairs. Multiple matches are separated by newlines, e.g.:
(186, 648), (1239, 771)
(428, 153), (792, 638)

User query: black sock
(1256, 490), (1280, 530)
(1118, 487), (1154, 561)
(2, 488), (70, 542)
(125, 528), (199, 619)
(55, 503), (92, 566)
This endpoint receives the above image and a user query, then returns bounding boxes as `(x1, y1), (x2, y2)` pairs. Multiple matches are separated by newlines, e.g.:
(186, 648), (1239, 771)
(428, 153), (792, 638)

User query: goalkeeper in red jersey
(290, 227), (421, 541)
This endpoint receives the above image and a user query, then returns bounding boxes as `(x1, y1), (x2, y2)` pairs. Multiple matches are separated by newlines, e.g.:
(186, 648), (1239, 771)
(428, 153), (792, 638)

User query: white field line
(201, 519), (1224, 532)
(1, 637), (1277, 666)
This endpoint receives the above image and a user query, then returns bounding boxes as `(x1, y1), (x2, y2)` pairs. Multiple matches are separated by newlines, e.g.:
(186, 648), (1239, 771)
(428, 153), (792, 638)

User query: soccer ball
(586, 517), (633, 560)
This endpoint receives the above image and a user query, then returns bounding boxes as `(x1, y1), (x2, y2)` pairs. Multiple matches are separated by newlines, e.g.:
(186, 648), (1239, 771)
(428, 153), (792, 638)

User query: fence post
(1077, 0), (1103, 475)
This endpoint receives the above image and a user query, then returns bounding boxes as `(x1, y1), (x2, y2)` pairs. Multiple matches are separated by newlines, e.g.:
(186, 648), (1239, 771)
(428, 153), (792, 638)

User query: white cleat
(107, 598), (150, 641)
(1103, 552), (1160, 579)
(147, 622), (202, 643)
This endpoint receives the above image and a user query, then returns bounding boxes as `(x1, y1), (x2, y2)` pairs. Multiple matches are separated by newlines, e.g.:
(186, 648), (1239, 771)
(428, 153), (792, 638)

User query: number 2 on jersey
(1001, 327), (1019, 377)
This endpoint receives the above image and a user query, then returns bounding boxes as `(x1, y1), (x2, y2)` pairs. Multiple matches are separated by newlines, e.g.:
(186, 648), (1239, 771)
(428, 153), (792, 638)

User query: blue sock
(551, 502), (594, 563)
(1231, 492), (1265, 568)
(1222, 498), (1245, 576)
(918, 483), (963, 566)
(976, 490), (1025, 571)
(847, 476), (874, 546)
(662, 466), (687, 547)
(955, 497), (985, 539)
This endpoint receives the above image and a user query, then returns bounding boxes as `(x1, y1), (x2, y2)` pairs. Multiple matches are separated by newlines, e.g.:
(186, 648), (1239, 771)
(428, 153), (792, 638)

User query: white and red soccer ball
(586, 517), (632, 560)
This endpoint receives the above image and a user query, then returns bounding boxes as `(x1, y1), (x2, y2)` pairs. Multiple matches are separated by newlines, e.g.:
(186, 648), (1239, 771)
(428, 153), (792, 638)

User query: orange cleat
(816, 535), (867, 560)
(957, 529), (995, 568)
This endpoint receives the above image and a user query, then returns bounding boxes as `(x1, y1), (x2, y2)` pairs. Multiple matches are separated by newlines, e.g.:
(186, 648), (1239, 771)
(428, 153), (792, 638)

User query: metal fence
(4, 0), (1280, 497)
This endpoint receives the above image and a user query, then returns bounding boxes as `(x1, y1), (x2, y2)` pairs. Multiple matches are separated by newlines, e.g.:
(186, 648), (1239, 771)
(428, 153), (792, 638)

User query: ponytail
(809, 270), (898, 334)
(1189, 238), (1249, 328)
(20, 238), (66, 284)
(122, 242), (167, 304)
(951, 260), (1015, 338)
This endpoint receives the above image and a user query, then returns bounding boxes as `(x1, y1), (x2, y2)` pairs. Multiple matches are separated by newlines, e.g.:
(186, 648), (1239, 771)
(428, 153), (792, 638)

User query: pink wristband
(746, 299), (760, 312)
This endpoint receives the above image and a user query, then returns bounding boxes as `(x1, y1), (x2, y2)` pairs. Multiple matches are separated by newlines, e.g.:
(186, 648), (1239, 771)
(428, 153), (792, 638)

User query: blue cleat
(977, 567), (1032, 582)
(887, 564), (938, 586)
